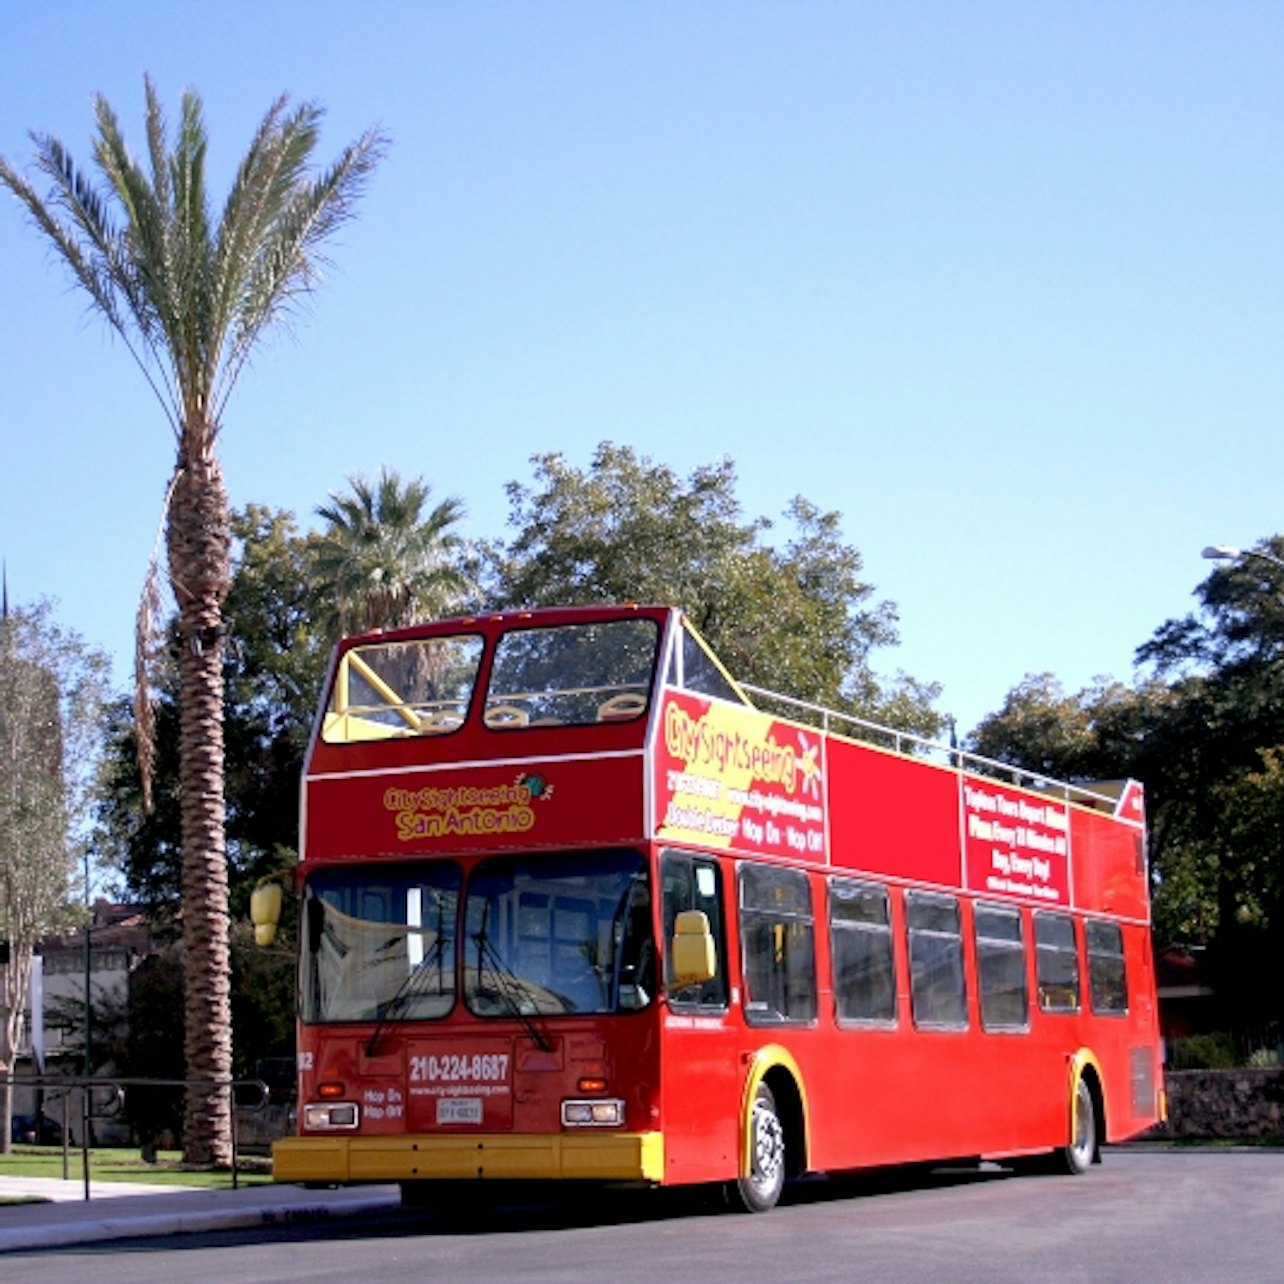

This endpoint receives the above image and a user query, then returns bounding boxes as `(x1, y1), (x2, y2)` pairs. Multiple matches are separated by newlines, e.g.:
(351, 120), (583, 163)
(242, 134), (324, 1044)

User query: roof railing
(738, 682), (1120, 811)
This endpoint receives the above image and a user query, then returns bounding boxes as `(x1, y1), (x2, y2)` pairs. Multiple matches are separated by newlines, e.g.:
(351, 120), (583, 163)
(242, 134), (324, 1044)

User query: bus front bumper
(273, 1131), (665, 1185)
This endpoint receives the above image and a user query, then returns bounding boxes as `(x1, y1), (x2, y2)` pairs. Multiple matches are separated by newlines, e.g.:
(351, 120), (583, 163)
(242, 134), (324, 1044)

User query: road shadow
(17, 1160), (1027, 1258)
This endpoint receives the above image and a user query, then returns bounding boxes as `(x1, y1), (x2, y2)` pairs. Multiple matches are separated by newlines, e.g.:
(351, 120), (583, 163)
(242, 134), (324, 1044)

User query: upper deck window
(667, 622), (748, 705)
(321, 634), (484, 743)
(482, 617), (659, 729)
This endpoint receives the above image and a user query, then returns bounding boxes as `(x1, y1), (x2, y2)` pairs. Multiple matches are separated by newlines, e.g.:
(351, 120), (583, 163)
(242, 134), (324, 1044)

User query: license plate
(436, 1097), (483, 1125)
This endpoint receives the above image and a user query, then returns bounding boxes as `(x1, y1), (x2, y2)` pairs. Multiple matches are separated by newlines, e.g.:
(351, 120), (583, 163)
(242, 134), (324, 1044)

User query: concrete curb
(0, 1190), (400, 1254)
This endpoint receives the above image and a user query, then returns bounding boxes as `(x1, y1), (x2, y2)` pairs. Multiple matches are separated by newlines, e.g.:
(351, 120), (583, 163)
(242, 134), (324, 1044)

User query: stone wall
(1152, 1069), (1284, 1140)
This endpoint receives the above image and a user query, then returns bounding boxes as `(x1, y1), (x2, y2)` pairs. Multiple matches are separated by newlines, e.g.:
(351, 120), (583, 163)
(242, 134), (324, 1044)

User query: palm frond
(143, 74), (173, 229)
(90, 95), (180, 391)
(207, 98), (324, 409)
(169, 85), (216, 407)
(132, 466), (182, 813)
(215, 122), (387, 418)
(311, 469), (470, 636)
(0, 150), (118, 326)
(207, 94), (291, 341)
(0, 143), (181, 432)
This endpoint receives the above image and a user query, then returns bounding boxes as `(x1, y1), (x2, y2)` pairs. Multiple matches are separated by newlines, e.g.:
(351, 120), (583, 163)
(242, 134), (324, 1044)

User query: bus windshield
(482, 617), (659, 728)
(299, 851), (655, 1024)
(320, 616), (661, 741)
(300, 863), (461, 1023)
(322, 635), (483, 743)
(465, 850), (654, 1016)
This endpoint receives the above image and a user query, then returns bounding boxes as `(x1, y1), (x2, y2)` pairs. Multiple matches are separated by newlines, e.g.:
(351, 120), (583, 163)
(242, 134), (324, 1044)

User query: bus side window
(1086, 919), (1128, 1015)
(828, 877), (896, 1025)
(739, 864), (817, 1025)
(905, 891), (967, 1029)
(660, 852), (728, 1010)
(1034, 911), (1080, 1013)
(974, 902), (1028, 1031)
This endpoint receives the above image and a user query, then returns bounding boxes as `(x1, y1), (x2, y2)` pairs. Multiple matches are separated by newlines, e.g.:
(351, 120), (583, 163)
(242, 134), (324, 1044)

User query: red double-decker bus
(269, 604), (1164, 1211)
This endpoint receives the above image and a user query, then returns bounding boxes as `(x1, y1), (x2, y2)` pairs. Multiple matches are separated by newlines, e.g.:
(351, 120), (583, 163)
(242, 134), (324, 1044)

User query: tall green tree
(311, 468), (471, 639)
(96, 507), (321, 1114)
(97, 506), (328, 915)
(967, 672), (1162, 783)
(489, 443), (940, 732)
(1133, 537), (1284, 1020)
(0, 601), (109, 1152)
(972, 537), (1284, 1027)
(0, 80), (385, 1164)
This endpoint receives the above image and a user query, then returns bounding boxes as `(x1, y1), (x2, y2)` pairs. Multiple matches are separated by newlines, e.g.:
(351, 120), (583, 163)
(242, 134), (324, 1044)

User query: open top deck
(304, 603), (1148, 921)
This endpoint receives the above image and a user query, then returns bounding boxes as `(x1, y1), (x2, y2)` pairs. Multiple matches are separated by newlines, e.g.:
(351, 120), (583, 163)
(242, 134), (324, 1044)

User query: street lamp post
(1203, 545), (1284, 575)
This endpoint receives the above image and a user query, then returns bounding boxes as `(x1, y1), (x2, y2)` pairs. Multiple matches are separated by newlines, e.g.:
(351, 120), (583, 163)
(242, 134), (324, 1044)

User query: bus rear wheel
(1058, 1075), (1098, 1175)
(728, 1082), (786, 1213)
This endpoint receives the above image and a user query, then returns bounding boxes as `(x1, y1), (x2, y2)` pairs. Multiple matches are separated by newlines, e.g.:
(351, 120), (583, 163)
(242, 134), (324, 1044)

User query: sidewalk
(0, 1176), (399, 1253)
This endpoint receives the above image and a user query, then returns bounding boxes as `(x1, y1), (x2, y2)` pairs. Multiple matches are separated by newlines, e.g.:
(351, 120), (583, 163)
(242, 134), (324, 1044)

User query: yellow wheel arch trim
(1068, 1048), (1105, 1141)
(740, 1044), (811, 1179)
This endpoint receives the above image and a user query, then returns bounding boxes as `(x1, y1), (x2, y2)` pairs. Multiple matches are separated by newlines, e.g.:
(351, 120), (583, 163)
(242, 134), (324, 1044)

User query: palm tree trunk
(168, 448), (234, 1167)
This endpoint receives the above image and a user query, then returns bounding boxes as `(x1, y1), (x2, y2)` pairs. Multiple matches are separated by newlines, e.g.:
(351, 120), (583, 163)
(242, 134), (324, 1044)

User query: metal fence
(2, 1073), (271, 1199)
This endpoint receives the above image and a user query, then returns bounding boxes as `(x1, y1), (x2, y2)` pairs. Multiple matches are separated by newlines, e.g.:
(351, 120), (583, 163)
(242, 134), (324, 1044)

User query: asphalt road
(8, 1149), (1283, 1283)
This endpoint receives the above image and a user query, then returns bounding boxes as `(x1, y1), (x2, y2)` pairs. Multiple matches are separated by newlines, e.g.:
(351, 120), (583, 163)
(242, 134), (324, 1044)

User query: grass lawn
(0, 1145), (274, 1188)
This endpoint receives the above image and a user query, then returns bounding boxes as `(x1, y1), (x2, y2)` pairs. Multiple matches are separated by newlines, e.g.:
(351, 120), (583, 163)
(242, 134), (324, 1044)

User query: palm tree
(0, 78), (385, 1165)
(312, 468), (470, 638)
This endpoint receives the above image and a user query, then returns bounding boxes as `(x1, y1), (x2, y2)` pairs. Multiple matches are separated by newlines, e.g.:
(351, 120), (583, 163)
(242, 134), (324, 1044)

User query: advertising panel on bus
(303, 754), (647, 860)
(961, 778), (1071, 906)
(652, 688), (828, 860)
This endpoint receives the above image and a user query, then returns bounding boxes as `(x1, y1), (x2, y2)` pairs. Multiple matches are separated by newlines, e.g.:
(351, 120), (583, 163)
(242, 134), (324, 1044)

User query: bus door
(658, 850), (741, 1184)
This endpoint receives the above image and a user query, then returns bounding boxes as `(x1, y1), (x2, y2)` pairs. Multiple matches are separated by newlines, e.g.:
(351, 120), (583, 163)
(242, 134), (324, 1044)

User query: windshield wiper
(365, 931), (447, 1056)
(472, 918), (553, 1052)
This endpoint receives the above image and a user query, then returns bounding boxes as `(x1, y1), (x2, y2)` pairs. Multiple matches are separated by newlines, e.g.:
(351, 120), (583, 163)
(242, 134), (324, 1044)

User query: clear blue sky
(2, 1), (1280, 734)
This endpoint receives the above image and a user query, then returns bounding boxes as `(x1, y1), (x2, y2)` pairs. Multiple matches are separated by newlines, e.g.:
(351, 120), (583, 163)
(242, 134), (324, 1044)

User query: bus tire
(729, 1081), (787, 1213)
(1057, 1074), (1098, 1175)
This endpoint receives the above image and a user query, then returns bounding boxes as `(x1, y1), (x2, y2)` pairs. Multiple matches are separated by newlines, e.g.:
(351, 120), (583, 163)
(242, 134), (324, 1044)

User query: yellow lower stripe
(273, 1132), (665, 1185)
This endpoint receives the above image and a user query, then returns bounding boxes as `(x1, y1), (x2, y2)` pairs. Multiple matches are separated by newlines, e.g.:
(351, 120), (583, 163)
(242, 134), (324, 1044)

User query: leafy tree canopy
(967, 672), (1163, 784)
(487, 443), (941, 733)
(0, 600), (109, 1148)
(973, 538), (1284, 1027)
(311, 468), (473, 639)
(0, 600), (110, 940)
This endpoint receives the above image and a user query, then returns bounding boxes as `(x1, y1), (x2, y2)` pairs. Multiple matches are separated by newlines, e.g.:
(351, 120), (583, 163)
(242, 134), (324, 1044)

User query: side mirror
(250, 880), (284, 947)
(671, 909), (716, 985)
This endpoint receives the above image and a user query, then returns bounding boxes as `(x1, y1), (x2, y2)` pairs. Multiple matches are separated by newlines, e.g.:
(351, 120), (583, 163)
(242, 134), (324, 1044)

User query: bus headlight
(303, 1102), (359, 1130)
(561, 1099), (626, 1127)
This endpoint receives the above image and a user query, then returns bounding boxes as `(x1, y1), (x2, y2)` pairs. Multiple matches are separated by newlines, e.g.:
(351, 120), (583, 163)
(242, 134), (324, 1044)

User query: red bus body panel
(279, 605), (1162, 1192)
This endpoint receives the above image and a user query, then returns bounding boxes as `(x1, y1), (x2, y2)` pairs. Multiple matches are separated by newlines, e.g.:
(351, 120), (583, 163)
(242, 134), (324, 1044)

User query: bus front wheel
(728, 1082), (787, 1213)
